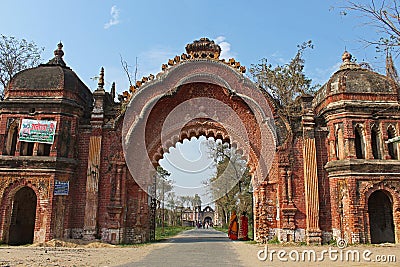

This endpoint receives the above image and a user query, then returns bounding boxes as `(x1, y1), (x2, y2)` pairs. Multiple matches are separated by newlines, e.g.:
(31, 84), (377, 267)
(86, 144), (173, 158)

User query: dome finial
(340, 51), (360, 70)
(98, 67), (105, 88)
(342, 51), (352, 63)
(185, 38), (221, 59)
(47, 42), (66, 67)
(55, 42), (64, 58)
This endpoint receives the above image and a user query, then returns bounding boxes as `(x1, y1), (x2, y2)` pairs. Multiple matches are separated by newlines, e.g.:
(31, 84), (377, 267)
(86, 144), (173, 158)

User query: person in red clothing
(239, 211), (249, 241)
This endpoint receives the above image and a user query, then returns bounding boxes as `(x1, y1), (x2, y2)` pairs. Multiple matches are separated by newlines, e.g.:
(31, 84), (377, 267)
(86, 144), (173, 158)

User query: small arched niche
(387, 125), (398, 160)
(371, 124), (382, 159)
(354, 124), (365, 159)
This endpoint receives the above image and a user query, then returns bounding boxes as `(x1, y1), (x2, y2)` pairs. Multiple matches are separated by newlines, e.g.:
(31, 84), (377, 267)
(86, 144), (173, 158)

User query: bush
(268, 236), (280, 244)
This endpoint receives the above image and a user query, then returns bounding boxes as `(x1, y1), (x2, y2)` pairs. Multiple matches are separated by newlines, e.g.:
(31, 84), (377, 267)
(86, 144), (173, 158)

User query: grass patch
(268, 236), (280, 244)
(248, 227), (254, 240)
(118, 243), (149, 248)
(155, 226), (193, 241)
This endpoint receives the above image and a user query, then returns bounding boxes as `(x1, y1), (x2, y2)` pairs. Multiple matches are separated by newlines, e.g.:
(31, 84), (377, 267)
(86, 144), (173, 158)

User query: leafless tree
(342, 0), (400, 55)
(0, 35), (44, 99)
(120, 54), (139, 92)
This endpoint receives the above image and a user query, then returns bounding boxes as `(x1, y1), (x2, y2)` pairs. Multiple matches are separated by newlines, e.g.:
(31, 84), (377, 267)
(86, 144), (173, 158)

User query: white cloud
(270, 51), (286, 64)
(215, 36), (225, 43)
(215, 36), (235, 60)
(104, 5), (120, 29)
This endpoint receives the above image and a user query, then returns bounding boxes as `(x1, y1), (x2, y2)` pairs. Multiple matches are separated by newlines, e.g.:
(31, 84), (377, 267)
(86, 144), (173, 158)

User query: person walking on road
(239, 211), (249, 240)
(228, 210), (238, 240)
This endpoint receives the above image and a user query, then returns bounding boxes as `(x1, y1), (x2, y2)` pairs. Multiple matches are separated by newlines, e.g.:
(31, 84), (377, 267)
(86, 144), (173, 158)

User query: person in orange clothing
(228, 210), (238, 240)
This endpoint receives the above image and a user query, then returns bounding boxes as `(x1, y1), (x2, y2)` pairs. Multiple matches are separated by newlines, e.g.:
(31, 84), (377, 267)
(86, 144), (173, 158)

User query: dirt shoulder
(0, 239), (158, 267)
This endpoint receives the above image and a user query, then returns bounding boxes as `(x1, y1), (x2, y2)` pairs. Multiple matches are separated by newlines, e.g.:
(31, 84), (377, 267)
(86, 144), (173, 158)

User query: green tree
(156, 166), (173, 201)
(156, 166), (172, 228)
(204, 141), (252, 226)
(163, 193), (196, 226)
(178, 195), (194, 208)
(249, 41), (316, 126)
(165, 192), (178, 226)
(0, 35), (44, 99)
(192, 193), (201, 209)
(249, 43), (316, 210)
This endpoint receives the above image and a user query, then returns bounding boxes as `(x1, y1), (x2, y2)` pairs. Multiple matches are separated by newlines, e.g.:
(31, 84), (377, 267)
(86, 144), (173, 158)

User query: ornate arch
(122, 52), (278, 194)
(0, 179), (41, 243)
(360, 181), (400, 243)
(4, 118), (19, 156)
(363, 182), (400, 206)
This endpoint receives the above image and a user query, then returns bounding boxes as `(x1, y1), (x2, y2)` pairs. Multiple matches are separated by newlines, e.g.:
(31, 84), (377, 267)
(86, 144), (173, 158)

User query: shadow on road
(159, 228), (233, 244)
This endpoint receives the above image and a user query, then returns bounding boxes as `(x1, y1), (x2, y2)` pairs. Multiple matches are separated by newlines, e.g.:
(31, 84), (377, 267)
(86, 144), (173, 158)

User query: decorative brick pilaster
(281, 168), (297, 240)
(83, 68), (105, 240)
(105, 163), (126, 244)
(301, 95), (322, 244)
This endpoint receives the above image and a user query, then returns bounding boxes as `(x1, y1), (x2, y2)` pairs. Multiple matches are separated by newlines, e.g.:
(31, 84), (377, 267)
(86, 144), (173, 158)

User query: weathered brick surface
(0, 42), (399, 246)
(313, 55), (400, 244)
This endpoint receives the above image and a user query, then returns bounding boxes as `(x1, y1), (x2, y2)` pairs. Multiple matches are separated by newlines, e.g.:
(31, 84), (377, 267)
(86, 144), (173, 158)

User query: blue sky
(1, 0), (389, 92)
(1, 0), (393, 206)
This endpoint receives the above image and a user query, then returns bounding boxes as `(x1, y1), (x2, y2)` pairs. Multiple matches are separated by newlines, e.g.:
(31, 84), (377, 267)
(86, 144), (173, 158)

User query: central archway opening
(204, 216), (213, 227)
(122, 58), (277, 243)
(368, 190), (395, 244)
(8, 186), (37, 245)
(157, 136), (253, 238)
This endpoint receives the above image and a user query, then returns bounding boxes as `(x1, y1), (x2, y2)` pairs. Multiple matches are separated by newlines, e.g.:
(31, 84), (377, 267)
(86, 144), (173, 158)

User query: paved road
(116, 229), (400, 267)
(118, 228), (244, 267)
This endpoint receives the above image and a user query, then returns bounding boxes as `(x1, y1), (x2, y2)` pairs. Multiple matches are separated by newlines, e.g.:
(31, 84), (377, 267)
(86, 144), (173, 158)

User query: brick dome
(6, 43), (92, 104)
(313, 51), (397, 109)
(9, 65), (83, 92)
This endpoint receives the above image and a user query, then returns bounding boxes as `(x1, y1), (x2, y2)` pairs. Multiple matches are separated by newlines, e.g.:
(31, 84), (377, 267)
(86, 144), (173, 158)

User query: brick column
(281, 167), (297, 242)
(106, 163), (126, 244)
(301, 95), (322, 244)
(253, 187), (259, 241)
(83, 135), (102, 240)
(83, 68), (105, 240)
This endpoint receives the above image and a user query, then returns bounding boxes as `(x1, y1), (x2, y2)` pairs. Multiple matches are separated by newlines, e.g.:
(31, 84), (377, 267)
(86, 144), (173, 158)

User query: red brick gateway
(0, 39), (399, 245)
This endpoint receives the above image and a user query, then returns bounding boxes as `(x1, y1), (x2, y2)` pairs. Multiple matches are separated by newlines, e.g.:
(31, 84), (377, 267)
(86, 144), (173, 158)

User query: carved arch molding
(122, 60), (279, 192)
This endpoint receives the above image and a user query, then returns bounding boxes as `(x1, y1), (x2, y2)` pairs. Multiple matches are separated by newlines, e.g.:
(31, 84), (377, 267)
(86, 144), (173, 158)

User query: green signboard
(19, 119), (57, 144)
